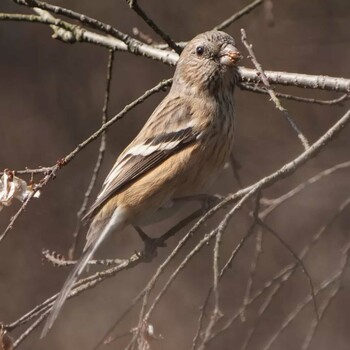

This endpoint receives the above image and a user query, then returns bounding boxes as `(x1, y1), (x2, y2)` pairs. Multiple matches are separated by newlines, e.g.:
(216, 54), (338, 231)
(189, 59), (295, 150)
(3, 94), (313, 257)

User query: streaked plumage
(41, 30), (241, 336)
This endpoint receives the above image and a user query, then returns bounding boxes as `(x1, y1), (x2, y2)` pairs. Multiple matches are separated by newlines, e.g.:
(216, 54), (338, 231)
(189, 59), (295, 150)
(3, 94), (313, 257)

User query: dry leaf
(0, 172), (40, 211)
(136, 322), (163, 350)
(0, 328), (14, 350)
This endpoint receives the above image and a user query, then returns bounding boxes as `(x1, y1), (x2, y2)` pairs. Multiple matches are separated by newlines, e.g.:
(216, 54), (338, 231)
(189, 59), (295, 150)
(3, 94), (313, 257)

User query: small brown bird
(42, 30), (241, 336)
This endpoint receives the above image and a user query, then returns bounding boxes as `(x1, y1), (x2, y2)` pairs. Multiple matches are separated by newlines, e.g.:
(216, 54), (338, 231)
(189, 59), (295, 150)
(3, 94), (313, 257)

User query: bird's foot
(133, 226), (166, 262)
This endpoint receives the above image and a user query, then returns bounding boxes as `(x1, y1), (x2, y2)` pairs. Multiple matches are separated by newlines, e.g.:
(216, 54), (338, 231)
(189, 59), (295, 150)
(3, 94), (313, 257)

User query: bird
(41, 30), (241, 337)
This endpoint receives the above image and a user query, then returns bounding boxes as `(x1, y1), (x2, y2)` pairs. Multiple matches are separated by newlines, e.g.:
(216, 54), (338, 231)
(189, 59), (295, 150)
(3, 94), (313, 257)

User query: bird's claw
(141, 237), (159, 262)
(200, 194), (223, 212)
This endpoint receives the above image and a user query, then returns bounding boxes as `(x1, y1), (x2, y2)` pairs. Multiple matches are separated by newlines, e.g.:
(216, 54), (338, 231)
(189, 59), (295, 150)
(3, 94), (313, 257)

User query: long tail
(41, 207), (128, 338)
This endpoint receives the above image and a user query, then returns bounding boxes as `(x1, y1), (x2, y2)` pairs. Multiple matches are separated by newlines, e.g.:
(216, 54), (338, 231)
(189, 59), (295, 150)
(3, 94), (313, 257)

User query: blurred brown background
(0, 0), (350, 349)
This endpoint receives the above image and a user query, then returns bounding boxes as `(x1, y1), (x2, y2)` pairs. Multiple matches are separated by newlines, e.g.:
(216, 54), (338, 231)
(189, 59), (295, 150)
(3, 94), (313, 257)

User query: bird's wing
(83, 98), (198, 222)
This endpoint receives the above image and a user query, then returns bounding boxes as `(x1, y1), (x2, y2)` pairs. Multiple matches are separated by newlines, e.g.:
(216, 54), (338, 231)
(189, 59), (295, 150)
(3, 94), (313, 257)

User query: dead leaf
(0, 328), (13, 350)
(0, 172), (40, 211)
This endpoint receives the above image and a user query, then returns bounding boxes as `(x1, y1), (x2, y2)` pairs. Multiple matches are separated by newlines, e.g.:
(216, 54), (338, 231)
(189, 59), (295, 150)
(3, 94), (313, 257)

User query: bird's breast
(174, 96), (235, 196)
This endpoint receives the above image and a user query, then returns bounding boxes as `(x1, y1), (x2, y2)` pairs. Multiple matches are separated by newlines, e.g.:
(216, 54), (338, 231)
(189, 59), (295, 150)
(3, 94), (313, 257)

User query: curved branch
(1, 13), (349, 92)
(126, 0), (181, 54)
(214, 0), (263, 31)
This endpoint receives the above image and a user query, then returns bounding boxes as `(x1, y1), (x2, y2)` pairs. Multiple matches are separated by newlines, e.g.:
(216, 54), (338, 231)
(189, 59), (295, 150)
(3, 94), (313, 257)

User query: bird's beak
(219, 44), (242, 66)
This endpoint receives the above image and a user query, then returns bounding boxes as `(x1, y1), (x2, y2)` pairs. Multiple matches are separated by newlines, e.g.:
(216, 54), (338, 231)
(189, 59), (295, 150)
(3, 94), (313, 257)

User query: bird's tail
(41, 207), (128, 338)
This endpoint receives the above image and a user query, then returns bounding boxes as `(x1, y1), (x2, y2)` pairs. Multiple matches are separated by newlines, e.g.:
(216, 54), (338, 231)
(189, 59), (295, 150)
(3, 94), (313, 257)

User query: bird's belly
(174, 134), (233, 196)
(133, 199), (184, 226)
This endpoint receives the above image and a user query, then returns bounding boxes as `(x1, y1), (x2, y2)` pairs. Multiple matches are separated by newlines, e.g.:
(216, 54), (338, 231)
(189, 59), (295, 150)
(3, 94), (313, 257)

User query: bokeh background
(1, 1), (350, 349)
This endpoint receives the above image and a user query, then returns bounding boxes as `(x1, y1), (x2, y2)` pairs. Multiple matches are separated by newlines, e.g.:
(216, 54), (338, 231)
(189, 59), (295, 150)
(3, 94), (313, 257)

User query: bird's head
(173, 31), (241, 95)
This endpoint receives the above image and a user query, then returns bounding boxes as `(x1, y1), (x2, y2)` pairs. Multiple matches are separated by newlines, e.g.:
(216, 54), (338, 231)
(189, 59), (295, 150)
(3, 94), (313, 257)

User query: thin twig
(42, 249), (125, 267)
(206, 264), (296, 344)
(1, 10), (180, 64)
(191, 215), (259, 350)
(7, 209), (204, 339)
(0, 79), (171, 244)
(0, 189), (37, 243)
(69, 49), (115, 259)
(123, 189), (256, 350)
(196, 230), (226, 349)
(230, 152), (243, 188)
(4, 111), (350, 331)
(257, 220), (319, 320)
(212, 226), (223, 315)
(195, 193), (261, 350)
(12, 0), (130, 42)
(13, 311), (49, 348)
(239, 83), (350, 105)
(240, 196), (350, 350)
(1, 12), (350, 92)
(301, 204), (350, 350)
(241, 28), (310, 150)
(261, 271), (344, 350)
(5, 255), (139, 331)
(214, 0), (263, 31)
(62, 79), (171, 165)
(126, 0), (181, 54)
(0, 12), (74, 31)
(0, 167), (52, 176)
(141, 189), (258, 350)
(240, 229), (262, 321)
(240, 280), (282, 350)
(301, 283), (341, 350)
(4, 110), (350, 343)
(261, 160), (350, 217)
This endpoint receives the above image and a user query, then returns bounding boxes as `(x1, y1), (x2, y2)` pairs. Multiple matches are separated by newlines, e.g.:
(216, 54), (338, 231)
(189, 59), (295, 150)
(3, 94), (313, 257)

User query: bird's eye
(196, 45), (205, 56)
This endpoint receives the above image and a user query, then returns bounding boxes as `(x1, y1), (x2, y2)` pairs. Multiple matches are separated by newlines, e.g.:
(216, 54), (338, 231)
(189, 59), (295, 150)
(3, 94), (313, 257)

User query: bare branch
(126, 0), (181, 54)
(1, 12), (349, 92)
(194, 193), (261, 350)
(239, 83), (350, 105)
(240, 197), (350, 350)
(261, 271), (344, 350)
(0, 10), (179, 63)
(0, 167), (52, 176)
(3, 108), (350, 338)
(239, 67), (350, 93)
(42, 249), (125, 267)
(5, 209), (204, 342)
(0, 79), (171, 244)
(301, 283), (341, 350)
(261, 160), (350, 217)
(139, 189), (257, 350)
(68, 49), (115, 259)
(2, 4), (350, 347)
(12, 0), (130, 42)
(240, 229), (262, 321)
(257, 220), (319, 320)
(241, 28), (310, 150)
(0, 190), (37, 244)
(301, 201), (350, 350)
(206, 266), (294, 344)
(13, 311), (49, 348)
(214, 0), (263, 31)
(11, 107), (349, 332)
